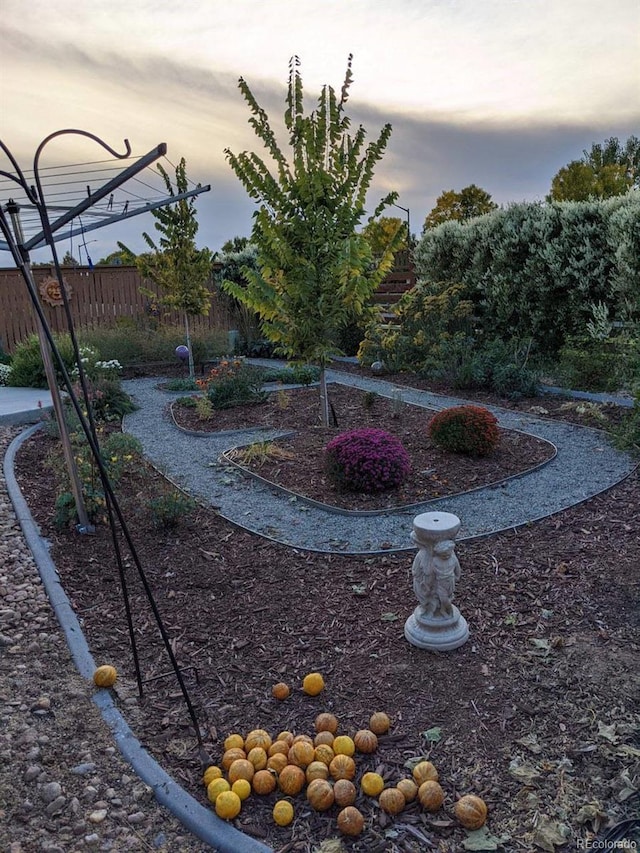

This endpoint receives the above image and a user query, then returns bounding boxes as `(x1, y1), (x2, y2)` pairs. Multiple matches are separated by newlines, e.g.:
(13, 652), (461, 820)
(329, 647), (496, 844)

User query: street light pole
(391, 202), (411, 248)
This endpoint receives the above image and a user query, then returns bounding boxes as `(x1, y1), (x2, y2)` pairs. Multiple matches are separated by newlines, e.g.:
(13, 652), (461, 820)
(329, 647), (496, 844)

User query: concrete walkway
(0, 386), (56, 425)
(122, 371), (636, 553)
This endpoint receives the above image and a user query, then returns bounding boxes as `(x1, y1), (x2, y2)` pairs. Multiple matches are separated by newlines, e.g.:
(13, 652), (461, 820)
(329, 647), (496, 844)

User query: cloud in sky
(1, 0), (638, 260)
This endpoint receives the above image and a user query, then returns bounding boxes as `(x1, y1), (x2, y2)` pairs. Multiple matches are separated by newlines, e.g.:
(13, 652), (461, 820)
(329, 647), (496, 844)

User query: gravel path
(122, 370), (636, 553)
(0, 426), (213, 853)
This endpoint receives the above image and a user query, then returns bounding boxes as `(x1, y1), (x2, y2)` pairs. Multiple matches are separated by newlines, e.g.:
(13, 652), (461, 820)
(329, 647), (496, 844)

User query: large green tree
(361, 216), (407, 260)
(224, 55), (403, 425)
(120, 159), (212, 378)
(548, 135), (639, 202)
(424, 184), (497, 230)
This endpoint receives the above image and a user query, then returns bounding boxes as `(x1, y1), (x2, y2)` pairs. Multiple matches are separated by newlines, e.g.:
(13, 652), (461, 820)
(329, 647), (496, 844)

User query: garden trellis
(0, 129), (211, 760)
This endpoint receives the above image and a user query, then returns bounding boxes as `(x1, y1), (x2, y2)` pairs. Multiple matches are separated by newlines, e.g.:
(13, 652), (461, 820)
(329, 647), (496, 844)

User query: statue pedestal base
(404, 604), (469, 651)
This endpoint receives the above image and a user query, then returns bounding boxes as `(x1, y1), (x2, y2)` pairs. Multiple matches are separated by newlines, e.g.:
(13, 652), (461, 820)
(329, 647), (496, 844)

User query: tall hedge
(414, 194), (640, 355)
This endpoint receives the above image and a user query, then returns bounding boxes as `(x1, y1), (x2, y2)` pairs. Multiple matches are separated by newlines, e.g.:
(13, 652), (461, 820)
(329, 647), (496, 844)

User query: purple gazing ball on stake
(175, 345), (189, 362)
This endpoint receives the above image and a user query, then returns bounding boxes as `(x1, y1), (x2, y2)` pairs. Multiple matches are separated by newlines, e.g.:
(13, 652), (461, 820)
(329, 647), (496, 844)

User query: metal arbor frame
(0, 129), (212, 761)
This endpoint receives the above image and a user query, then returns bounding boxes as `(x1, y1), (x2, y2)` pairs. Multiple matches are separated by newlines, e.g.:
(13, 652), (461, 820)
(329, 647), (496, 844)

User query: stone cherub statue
(412, 538), (461, 618)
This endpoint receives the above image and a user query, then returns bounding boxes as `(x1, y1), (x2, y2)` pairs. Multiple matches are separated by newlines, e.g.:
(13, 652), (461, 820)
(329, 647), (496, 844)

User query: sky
(1, 0), (639, 263)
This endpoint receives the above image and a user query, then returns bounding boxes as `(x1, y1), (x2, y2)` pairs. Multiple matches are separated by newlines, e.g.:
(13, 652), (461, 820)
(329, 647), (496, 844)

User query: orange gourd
(369, 711), (391, 734)
(337, 806), (364, 836)
(353, 729), (378, 754)
(454, 794), (488, 829)
(379, 787), (406, 815)
(306, 778), (335, 811)
(314, 712), (339, 733)
(278, 764), (306, 796)
(329, 753), (356, 781)
(252, 769), (276, 795)
(418, 780), (445, 812)
(333, 779), (357, 807)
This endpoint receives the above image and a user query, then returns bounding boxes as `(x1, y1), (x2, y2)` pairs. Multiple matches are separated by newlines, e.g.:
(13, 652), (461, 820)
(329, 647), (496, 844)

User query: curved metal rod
(32, 128), (131, 206)
(0, 139), (38, 203)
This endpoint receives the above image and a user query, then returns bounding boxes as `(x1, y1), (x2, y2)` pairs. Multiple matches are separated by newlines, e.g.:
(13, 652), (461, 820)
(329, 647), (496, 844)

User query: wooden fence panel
(0, 253), (415, 354)
(0, 265), (234, 353)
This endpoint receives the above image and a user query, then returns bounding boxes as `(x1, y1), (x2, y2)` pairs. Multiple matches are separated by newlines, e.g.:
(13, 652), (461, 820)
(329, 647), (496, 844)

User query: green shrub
(162, 377), (199, 392)
(0, 363), (12, 386)
(556, 337), (628, 392)
(175, 395), (197, 408)
(429, 405), (500, 457)
(199, 360), (265, 409)
(419, 336), (540, 398)
(358, 281), (474, 371)
(8, 333), (77, 388)
(147, 491), (196, 529)
(51, 428), (142, 529)
(79, 325), (227, 367)
(262, 365), (320, 385)
(85, 378), (137, 421)
(611, 389), (640, 457)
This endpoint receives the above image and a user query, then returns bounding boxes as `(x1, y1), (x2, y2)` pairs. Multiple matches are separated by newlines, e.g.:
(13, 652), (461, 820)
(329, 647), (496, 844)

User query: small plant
(263, 365), (320, 386)
(83, 378), (137, 422)
(276, 389), (290, 410)
(175, 395), (197, 408)
(231, 441), (295, 468)
(51, 428), (143, 529)
(325, 428), (410, 493)
(147, 490), (196, 529)
(0, 363), (12, 385)
(428, 405), (500, 457)
(391, 388), (404, 419)
(612, 388), (640, 457)
(163, 377), (199, 392)
(196, 359), (265, 409)
(362, 390), (378, 411)
(195, 394), (214, 421)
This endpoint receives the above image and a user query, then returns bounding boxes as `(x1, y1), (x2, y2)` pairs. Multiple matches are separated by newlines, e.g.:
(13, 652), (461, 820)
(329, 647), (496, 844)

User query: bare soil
(11, 367), (640, 853)
(171, 384), (554, 511)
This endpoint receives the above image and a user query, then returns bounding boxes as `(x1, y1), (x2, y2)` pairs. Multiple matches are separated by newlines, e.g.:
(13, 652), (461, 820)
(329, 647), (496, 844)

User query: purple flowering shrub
(325, 428), (411, 493)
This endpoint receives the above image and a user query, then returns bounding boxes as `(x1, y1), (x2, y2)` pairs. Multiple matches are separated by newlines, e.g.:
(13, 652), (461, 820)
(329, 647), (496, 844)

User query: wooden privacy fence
(0, 265), (233, 353)
(0, 253), (416, 353)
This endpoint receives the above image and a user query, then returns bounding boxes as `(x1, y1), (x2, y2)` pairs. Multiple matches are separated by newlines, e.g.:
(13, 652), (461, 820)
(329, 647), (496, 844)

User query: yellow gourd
(361, 772), (385, 796)
(302, 672), (325, 695)
(93, 665), (117, 688)
(215, 790), (241, 820)
(273, 799), (294, 827)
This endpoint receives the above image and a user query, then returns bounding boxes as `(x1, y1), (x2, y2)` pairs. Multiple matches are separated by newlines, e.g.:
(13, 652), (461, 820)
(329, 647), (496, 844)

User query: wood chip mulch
(12, 371), (640, 853)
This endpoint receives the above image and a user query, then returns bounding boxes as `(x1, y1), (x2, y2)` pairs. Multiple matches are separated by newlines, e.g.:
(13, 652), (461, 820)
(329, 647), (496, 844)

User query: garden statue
(405, 511), (469, 651)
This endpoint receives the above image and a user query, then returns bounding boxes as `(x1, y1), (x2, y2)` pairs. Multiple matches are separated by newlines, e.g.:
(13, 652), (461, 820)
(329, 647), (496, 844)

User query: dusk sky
(1, 0), (639, 263)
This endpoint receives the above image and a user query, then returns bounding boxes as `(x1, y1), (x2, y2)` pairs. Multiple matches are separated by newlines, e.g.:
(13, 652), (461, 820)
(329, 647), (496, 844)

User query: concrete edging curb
(3, 424), (273, 853)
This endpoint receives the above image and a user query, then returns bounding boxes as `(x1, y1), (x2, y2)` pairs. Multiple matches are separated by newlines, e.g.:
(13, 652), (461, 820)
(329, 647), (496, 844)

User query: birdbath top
(413, 511), (461, 543)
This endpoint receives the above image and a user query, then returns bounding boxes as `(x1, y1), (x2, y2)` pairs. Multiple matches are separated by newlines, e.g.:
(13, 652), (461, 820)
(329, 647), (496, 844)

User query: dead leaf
(532, 815), (571, 851)
(509, 758), (542, 784)
(462, 826), (509, 850)
(516, 733), (543, 754)
(597, 720), (619, 743)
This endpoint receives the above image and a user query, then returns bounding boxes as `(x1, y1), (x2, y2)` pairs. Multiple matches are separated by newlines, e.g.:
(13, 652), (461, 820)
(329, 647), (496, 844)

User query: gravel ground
(0, 426), (213, 853)
(122, 369), (636, 553)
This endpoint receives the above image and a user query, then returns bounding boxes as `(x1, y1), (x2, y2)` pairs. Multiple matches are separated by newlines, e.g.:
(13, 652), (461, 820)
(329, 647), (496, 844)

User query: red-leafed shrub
(325, 428), (410, 493)
(428, 405), (499, 457)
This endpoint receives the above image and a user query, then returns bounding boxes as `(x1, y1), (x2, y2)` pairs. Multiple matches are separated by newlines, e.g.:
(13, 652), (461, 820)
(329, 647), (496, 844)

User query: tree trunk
(318, 367), (330, 426)
(184, 313), (195, 379)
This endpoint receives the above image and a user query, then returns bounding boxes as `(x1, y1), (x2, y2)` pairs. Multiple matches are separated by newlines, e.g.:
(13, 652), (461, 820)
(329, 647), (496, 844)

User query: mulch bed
(171, 384), (555, 511)
(11, 370), (640, 852)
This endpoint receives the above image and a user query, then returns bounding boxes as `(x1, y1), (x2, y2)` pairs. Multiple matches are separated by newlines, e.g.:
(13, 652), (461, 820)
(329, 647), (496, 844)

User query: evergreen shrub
(325, 428), (410, 493)
(429, 405), (500, 457)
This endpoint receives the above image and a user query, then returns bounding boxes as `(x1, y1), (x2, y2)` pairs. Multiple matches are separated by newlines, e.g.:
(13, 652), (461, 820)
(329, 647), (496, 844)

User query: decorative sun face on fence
(39, 276), (71, 307)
